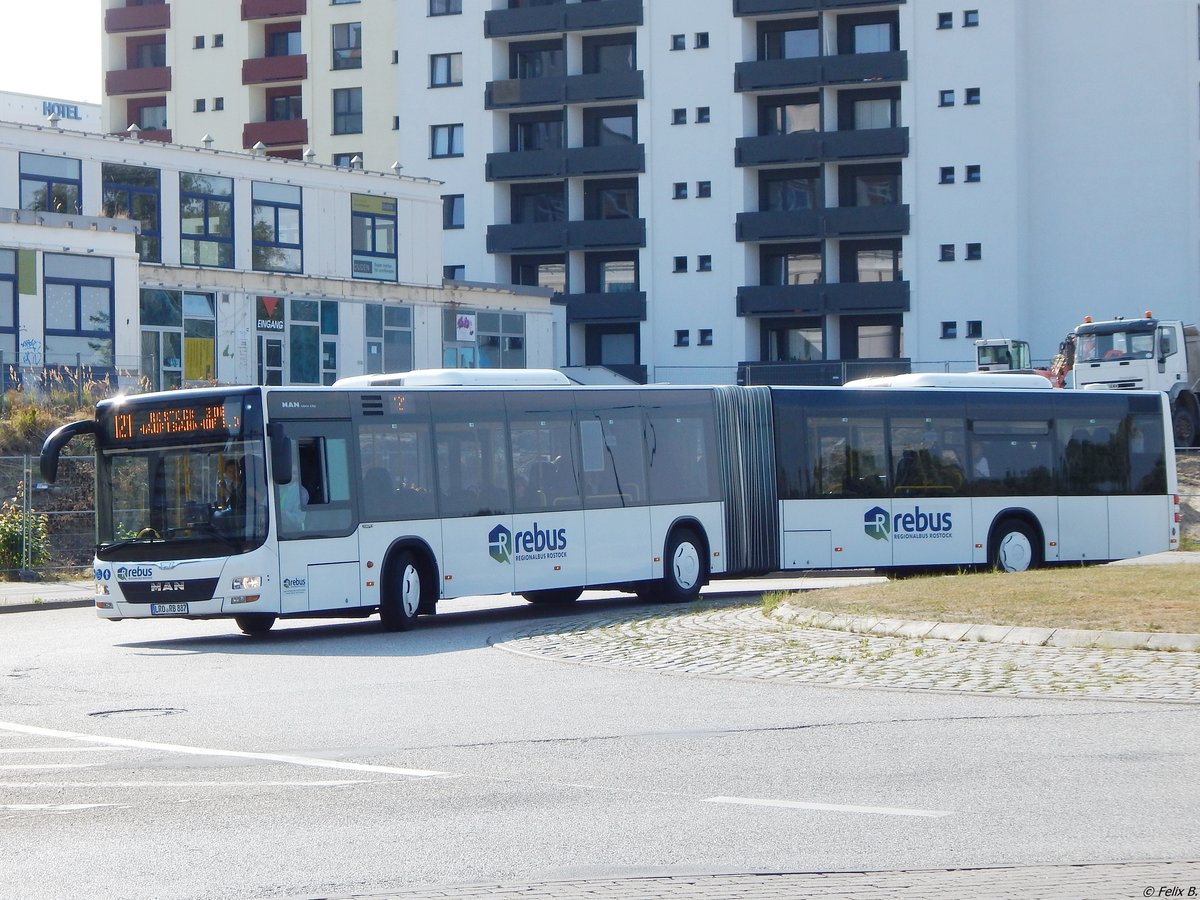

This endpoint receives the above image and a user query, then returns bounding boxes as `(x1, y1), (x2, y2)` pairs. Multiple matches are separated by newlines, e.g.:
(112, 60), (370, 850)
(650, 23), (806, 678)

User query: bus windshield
(97, 439), (269, 561)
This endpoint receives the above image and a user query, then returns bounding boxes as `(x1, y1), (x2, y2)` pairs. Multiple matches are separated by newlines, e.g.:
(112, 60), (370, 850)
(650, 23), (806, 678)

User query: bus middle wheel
(381, 550), (424, 631)
(659, 527), (708, 603)
(989, 519), (1040, 573)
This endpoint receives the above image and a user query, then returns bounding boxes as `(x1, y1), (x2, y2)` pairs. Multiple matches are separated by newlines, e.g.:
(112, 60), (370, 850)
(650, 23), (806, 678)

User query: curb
(772, 603), (1200, 652)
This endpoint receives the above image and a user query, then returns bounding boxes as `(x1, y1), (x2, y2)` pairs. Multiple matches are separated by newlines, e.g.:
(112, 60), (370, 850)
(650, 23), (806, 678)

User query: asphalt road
(1, 594), (1197, 899)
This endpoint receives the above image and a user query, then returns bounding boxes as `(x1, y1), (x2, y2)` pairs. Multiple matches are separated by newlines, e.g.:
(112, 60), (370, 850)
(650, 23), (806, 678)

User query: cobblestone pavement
(333, 861), (1199, 899)
(493, 599), (1200, 704)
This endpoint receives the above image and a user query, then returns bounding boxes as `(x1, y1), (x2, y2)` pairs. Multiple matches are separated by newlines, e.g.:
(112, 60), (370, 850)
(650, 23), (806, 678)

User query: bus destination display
(107, 401), (242, 443)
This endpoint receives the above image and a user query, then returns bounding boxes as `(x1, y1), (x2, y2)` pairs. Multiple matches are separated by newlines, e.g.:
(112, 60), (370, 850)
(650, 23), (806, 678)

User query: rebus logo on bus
(116, 566), (154, 580)
(489, 523), (569, 564)
(489, 525), (512, 564)
(864, 506), (954, 542)
(864, 507), (891, 541)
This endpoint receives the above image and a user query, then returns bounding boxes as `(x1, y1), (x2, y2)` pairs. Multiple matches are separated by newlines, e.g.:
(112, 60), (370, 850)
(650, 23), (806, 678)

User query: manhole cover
(88, 708), (184, 719)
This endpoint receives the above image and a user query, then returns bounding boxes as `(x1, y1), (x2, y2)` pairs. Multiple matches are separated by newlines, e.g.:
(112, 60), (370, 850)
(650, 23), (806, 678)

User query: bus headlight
(232, 575), (262, 590)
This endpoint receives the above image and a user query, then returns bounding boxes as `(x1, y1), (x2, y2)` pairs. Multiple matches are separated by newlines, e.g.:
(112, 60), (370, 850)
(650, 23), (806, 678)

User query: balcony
(735, 127), (908, 167)
(486, 218), (645, 253)
(735, 209), (822, 242)
(486, 70), (644, 110)
(737, 280), (909, 316)
(105, 66), (171, 96)
(105, 3), (170, 32)
(733, 0), (898, 14)
(563, 290), (646, 322)
(242, 118), (308, 148)
(130, 128), (172, 143)
(241, 0), (305, 19)
(242, 54), (308, 84)
(486, 144), (645, 181)
(485, 0), (643, 38)
(822, 204), (909, 236)
(735, 51), (907, 92)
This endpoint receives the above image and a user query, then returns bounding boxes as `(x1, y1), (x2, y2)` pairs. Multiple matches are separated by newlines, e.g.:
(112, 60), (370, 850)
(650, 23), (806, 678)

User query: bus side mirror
(269, 423), (293, 485)
(39, 419), (96, 484)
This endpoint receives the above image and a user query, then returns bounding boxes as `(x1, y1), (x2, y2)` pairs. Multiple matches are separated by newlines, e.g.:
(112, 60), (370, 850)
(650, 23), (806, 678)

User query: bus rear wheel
(235, 614), (276, 637)
(989, 520), (1040, 573)
(380, 551), (424, 632)
(658, 527), (708, 603)
(521, 588), (582, 605)
(1173, 405), (1196, 447)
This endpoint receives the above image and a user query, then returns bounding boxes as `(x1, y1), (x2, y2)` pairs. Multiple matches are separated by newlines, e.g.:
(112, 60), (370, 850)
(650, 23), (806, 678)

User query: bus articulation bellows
(40, 370), (1178, 635)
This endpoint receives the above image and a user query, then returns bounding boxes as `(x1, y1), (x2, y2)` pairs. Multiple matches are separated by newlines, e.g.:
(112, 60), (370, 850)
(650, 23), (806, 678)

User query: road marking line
(0, 763), (102, 771)
(1, 804), (117, 812)
(0, 747), (112, 754)
(0, 781), (372, 788)
(0, 720), (455, 779)
(704, 795), (953, 818)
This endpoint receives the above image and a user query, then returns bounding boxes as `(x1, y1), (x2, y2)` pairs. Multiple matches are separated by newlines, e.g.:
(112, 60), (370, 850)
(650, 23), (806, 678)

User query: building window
(841, 164), (900, 207)
(268, 89), (302, 122)
(937, 11), (953, 28)
(697, 181), (711, 198)
(473, 311), (526, 369)
(759, 93), (819, 135)
(964, 9), (979, 27)
(443, 265), (465, 281)
(20, 152), (81, 214)
(511, 183), (565, 224)
(672, 108), (687, 125)
(582, 33), (636, 74)
(939, 89), (955, 107)
(763, 317), (822, 362)
(332, 152), (361, 168)
(430, 52), (463, 87)
(842, 13), (899, 53)
(252, 182), (303, 274)
(43, 253), (114, 375)
(332, 22), (362, 70)
(939, 244), (955, 261)
(180, 173), (234, 268)
(430, 0), (461, 14)
(759, 18), (819, 60)
(431, 123), (464, 157)
(696, 106), (710, 124)
(939, 166), (955, 184)
(511, 39), (564, 79)
(365, 304), (413, 375)
(841, 242), (901, 283)
(587, 253), (637, 293)
(510, 111), (564, 152)
(697, 254), (712, 272)
(0, 252), (18, 383)
(965, 87), (981, 105)
(761, 168), (820, 211)
(513, 255), (566, 293)
(675, 330), (690, 347)
(268, 28), (301, 57)
(267, 297), (339, 385)
(695, 32), (709, 49)
(673, 256), (688, 273)
(762, 244), (821, 286)
(966, 320), (983, 339)
(966, 242), (982, 260)
(139, 289), (216, 390)
(392, 115), (400, 130)
(193, 35), (205, 49)
(673, 182), (687, 200)
(583, 106), (636, 146)
(194, 99), (206, 113)
(213, 33), (224, 47)
(102, 163), (161, 263)
(699, 329), (713, 346)
(442, 194), (464, 229)
(941, 321), (958, 340)
(333, 87), (363, 134)
(965, 164), (982, 182)
(670, 33), (685, 50)
(351, 193), (398, 281)
(585, 178), (637, 220)
(849, 94), (898, 130)
(392, 50), (399, 64)
(214, 97), (224, 111)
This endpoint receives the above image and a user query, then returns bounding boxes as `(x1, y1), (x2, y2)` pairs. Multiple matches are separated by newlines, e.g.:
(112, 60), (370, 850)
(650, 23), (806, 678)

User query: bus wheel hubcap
(998, 533), (1031, 571)
(673, 543), (700, 589)
(401, 566), (420, 616)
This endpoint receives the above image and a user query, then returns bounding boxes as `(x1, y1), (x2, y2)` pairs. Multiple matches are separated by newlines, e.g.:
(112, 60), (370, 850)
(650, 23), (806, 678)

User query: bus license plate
(150, 602), (188, 616)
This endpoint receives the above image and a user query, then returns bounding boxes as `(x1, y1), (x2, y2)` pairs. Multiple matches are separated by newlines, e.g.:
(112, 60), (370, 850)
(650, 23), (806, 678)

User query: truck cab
(975, 338), (1032, 372)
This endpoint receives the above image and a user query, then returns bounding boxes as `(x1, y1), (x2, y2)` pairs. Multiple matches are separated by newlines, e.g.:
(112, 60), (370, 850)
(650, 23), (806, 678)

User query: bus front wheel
(381, 551), (424, 631)
(235, 614), (276, 637)
(658, 527), (708, 603)
(989, 520), (1040, 573)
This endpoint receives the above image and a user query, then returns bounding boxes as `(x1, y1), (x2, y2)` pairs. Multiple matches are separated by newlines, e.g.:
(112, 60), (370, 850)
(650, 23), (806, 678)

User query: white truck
(1072, 312), (1200, 446)
(975, 338), (1032, 372)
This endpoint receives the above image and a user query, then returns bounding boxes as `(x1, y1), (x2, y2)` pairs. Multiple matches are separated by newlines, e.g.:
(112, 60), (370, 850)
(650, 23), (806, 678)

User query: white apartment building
(0, 120), (553, 391)
(102, 0), (1200, 384)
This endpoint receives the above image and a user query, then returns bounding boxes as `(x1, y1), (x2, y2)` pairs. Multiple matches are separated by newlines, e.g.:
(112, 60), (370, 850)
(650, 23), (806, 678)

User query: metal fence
(0, 455), (95, 579)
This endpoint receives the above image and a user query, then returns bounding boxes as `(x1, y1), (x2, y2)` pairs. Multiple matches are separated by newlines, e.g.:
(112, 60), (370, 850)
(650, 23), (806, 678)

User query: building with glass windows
(101, 0), (1200, 384)
(0, 120), (554, 391)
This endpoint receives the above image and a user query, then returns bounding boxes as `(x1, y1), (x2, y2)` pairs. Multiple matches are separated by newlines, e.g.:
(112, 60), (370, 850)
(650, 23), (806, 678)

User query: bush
(0, 486), (49, 577)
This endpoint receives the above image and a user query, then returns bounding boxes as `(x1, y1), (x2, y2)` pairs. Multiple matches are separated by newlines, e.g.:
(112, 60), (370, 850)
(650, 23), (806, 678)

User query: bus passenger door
(273, 420), (362, 614)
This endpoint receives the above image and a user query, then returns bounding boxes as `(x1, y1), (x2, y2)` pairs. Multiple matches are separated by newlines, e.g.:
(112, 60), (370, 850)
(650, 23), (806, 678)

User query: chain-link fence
(0, 455), (95, 579)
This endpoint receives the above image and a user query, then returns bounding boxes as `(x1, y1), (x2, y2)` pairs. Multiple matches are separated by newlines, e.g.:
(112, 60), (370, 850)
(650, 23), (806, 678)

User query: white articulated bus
(40, 370), (1177, 635)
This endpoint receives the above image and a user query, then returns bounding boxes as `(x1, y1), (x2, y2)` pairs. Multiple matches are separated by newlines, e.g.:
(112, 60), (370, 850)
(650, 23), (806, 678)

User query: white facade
(0, 91), (102, 132)
(0, 120), (553, 391)
(103, 0), (1200, 382)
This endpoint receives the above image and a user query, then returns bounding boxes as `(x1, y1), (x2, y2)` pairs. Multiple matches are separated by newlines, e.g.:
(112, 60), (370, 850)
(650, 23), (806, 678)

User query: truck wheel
(989, 520), (1040, 573)
(1173, 406), (1196, 448)
(380, 551), (423, 632)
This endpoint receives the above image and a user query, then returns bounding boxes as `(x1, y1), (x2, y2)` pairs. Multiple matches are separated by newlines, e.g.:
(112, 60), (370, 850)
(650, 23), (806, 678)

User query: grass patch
(765, 564), (1200, 634)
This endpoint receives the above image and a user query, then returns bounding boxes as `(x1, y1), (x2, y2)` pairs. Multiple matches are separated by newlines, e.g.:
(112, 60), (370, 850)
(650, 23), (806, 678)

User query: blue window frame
(351, 194), (398, 281)
(20, 153), (81, 214)
(43, 253), (115, 378)
(0, 250), (18, 385)
(180, 173), (234, 268)
(102, 163), (161, 263)
(252, 182), (303, 273)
